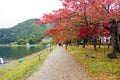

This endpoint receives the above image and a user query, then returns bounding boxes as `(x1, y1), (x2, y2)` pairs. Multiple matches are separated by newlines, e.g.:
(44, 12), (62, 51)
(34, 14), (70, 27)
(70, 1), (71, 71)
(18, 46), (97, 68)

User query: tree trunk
(110, 31), (119, 53)
(92, 37), (97, 50)
(107, 20), (119, 58)
(98, 39), (101, 48)
(75, 39), (79, 46)
(65, 44), (68, 50)
(118, 34), (120, 43)
(107, 43), (111, 49)
(82, 39), (87, 48)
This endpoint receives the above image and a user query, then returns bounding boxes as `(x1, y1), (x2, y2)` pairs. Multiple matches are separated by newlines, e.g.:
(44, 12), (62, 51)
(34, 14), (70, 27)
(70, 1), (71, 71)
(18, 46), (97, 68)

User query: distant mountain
(0, 19), (53, 44)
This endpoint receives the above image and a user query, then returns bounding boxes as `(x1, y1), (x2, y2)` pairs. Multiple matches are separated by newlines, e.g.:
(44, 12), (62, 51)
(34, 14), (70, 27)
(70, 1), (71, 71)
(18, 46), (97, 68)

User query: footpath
(26, 46), (93, 80)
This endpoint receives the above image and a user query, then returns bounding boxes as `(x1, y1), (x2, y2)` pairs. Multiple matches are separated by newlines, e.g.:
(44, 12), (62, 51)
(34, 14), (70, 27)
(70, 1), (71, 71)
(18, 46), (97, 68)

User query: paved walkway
(26, 46), (93, 80)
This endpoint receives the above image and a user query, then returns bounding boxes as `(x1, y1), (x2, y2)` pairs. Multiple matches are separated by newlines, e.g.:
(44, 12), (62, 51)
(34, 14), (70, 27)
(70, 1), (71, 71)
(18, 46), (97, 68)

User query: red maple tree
(35, 0), (120, 57)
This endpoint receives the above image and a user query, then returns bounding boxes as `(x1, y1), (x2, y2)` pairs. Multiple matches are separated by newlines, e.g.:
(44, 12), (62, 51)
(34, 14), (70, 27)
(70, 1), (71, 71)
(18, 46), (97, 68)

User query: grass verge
(67, 45), (120, 80)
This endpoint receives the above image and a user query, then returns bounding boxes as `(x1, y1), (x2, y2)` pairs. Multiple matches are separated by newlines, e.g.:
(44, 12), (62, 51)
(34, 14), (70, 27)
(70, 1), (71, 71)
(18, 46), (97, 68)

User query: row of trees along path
(34, 0), (120, 58)
(26, 46), (93, 80)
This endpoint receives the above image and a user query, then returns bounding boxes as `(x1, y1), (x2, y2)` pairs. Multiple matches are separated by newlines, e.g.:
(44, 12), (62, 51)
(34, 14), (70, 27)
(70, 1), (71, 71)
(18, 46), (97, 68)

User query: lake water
(0, 46), (46, 60)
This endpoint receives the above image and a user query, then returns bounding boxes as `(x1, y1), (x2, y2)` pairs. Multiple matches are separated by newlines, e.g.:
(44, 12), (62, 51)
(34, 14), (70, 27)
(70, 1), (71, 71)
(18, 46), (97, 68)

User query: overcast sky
(0, 0), (63, 28)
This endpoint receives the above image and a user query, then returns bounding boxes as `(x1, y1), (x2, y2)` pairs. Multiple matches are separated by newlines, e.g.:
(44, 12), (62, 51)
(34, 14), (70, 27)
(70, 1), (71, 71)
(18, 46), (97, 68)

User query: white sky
(0, 0), (63, 28)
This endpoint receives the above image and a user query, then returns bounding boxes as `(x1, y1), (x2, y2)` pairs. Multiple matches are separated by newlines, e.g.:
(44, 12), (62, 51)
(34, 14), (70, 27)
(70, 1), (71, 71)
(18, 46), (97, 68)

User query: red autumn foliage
(35, 0), (120, 44)
(78, 26), (98, 39)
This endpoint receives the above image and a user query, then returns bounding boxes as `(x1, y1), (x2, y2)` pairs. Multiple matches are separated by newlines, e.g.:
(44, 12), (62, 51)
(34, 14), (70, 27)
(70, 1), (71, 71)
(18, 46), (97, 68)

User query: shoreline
(0, 44), (40, 47)
(0, 46), (52, 68)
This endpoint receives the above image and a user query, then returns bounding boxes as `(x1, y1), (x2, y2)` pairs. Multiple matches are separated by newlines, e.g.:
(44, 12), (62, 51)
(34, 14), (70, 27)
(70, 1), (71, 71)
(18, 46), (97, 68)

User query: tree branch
(102, 25), (110, 31)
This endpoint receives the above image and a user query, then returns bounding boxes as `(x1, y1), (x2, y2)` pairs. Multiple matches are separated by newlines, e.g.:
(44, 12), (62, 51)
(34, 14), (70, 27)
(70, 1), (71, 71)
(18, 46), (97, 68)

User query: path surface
(26, 46), (93, 80)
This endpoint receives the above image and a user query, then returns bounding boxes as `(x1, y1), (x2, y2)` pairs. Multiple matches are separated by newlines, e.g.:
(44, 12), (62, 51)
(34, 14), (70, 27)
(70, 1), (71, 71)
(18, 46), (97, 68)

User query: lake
(0, 45), (46, 60)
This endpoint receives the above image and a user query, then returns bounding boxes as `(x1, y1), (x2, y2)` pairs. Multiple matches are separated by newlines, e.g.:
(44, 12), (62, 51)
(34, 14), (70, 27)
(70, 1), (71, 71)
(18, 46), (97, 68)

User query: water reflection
(0, 46), (44, 60)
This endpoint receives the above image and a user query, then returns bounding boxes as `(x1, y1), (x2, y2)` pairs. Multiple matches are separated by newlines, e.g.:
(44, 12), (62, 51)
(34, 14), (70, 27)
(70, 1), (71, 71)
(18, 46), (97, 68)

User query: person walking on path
(26, 46), (93, 80)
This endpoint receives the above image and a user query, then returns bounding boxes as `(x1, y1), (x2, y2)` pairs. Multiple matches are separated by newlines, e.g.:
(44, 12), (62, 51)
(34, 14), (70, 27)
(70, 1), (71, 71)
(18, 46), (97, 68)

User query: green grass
(0, 47), (54, 80)
(67, 45), (120, 80)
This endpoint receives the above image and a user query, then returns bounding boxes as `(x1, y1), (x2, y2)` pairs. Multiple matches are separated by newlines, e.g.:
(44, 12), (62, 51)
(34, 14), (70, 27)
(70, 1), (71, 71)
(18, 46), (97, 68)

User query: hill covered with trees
(0, 19), (53, 44)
